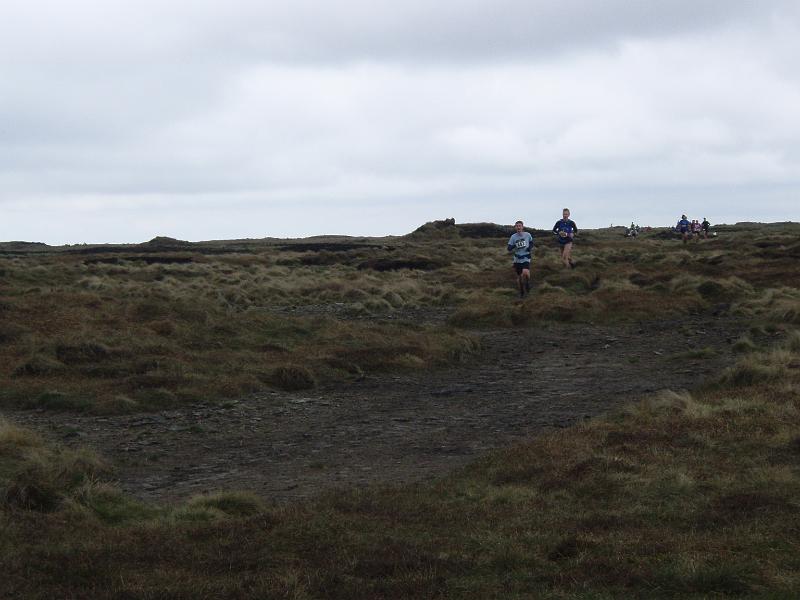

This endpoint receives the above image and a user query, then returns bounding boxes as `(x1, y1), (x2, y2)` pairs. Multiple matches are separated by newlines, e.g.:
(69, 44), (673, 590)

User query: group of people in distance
(507, 210), (715, 299)
(675, 215), (712, 243)
(507, 208), (577, 299)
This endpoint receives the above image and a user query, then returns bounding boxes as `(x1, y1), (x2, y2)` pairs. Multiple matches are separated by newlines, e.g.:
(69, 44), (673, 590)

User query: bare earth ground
(6, 313), (745, 504)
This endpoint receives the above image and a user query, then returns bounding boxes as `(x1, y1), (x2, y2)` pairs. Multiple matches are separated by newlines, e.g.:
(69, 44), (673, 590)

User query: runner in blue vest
(676, 215), (690, 244)
(507, 220), (533, 298)
(552, 208), (578, 268)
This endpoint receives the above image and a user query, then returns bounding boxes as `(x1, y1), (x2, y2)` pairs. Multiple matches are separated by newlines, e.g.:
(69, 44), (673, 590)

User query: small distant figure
(626, 222), (640, 238)
(553, 208), (578, 268)
(692, 219), (702, 243)
(701, 217), (711, 239)
(676, 214), (690, 244)
(507, 220), (533, 299)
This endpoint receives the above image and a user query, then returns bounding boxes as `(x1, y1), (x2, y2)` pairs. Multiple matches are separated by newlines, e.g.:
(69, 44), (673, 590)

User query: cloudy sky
(2, 1), (798, 243)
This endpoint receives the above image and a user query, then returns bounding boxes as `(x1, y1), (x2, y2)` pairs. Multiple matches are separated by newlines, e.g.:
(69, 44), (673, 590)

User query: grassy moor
(2, 221), (800, 598)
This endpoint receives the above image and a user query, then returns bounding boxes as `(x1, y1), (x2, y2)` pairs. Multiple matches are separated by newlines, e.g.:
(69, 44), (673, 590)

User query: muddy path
(6, 315), (746, 504)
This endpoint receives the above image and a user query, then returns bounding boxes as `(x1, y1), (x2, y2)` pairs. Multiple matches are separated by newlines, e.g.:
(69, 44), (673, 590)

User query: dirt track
(7, 314), (745, 504)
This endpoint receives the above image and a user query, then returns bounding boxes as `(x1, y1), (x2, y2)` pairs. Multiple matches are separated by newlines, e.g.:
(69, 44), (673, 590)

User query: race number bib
(515, 240), (527, 248)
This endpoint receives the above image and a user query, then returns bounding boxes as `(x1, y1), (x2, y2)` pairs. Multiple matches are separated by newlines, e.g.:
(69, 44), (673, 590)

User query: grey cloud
(234, 0), (792, 63)
(2, 0), (796, 67)
(0, 1), (798, 244)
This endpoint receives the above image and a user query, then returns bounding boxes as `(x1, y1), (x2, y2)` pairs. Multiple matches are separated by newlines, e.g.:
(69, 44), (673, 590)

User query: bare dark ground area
(6, 314), (746, 504)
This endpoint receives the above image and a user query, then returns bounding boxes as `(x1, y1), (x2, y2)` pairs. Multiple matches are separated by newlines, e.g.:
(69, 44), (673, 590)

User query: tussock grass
(267, 364), (316, 391)
(0, 417), (108, 512)
(732, 287), (800, 329)
(182, 491), (268, 519)
(716, 349), (793, 388)
(2, 228), (799, 412)
(69, 480), (158, 524)
(0, 419), (43, 453)
(450, 282), (703, 328)
(733, 334), (758, 353)
(784, 330), (800, 353)
(0, 252), (479, 412)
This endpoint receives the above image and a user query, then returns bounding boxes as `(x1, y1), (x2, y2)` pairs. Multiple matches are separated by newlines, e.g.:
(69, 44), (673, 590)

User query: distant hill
(410, 219), (513, 238)
(714, 222), (798, 232)
(143, 236), (193, 247)
(0, 241), (49, 250)
(0, 241), (50, 254)
(410, 219), (561, 240)
(2, 220), (798, 254)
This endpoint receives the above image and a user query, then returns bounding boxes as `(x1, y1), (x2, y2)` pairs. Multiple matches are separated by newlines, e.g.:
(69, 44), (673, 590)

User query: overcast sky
(2, 1), (798, 243)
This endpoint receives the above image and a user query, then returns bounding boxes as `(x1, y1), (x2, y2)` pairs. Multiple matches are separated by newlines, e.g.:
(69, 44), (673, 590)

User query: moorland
(1, 220), (799, 598)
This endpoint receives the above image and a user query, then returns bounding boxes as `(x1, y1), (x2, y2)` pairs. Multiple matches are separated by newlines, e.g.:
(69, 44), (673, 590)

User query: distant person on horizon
(702, 218), (711, 239)
(553, 208), (577, 268)
(507, 220), (533, 299)
(692, 219), (702, 242)
(676, 215), (690, 244)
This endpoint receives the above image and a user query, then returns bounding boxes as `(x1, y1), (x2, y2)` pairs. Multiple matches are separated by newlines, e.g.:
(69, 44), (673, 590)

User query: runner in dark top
(701, 218), (711, 239)
(552, 208), (577, 268)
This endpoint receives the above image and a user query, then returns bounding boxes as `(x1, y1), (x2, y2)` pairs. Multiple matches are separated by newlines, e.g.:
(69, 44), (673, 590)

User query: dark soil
(5, 314), (746, 505)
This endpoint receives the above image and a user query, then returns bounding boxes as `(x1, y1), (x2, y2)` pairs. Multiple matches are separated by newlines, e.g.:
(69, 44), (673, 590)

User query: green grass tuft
(268, 364), (317, 391)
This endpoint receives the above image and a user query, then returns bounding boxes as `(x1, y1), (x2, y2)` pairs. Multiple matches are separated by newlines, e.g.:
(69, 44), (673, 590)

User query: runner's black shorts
(513, 262), (531, 275)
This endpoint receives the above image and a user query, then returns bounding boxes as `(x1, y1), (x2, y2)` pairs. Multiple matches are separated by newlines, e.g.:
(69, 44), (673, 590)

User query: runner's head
(562, 208), (570, 219)
(681, 214), (687, 220)
(514, 220), (524, 233)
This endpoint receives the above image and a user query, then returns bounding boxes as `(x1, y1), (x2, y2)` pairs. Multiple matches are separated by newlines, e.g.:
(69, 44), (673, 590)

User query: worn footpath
(6, 315), (745, 504)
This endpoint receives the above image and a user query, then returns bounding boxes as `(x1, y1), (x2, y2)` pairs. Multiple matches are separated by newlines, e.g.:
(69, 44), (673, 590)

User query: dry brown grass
(0, 248), (479, 412)
(0, 417), (108, 513)
(2, 222), (800, 597)
(4, 225), (799, 413)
